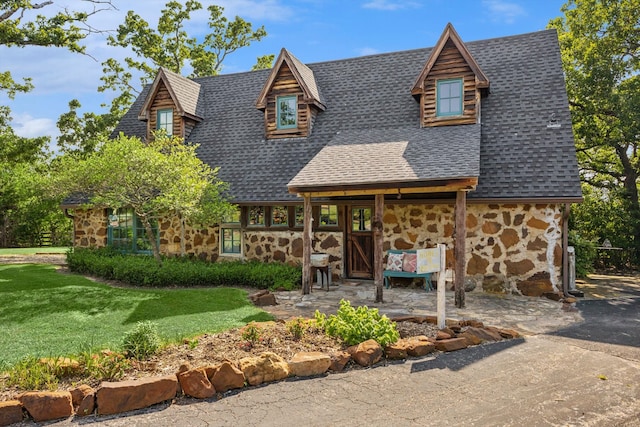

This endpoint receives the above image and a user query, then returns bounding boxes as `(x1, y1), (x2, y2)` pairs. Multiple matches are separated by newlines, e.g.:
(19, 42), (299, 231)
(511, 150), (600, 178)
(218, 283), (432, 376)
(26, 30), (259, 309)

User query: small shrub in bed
(66, 247), (302, 290)
(122, 321), (161, 360)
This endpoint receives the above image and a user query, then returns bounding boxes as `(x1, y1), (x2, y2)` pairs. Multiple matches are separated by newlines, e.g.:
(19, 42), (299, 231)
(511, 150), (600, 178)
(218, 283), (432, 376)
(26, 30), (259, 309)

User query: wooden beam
(562, 203), (570, 297)
(454, 190), (466, 308)
(302, 195), (312, 295)
(292, 179), (478, 198)
(374, 194), (384, 303)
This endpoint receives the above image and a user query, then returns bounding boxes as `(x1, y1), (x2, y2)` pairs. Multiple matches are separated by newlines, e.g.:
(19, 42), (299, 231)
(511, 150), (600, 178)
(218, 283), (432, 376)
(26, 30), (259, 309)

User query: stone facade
(383, 203), (563, 294)
(72, 202), (564, 294)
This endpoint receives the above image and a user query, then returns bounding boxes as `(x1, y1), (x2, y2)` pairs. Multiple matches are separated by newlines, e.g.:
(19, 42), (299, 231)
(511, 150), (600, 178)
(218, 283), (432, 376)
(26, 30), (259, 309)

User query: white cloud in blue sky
(482, 0), (527, 24)
(357, 47), (381, 56)
(362, 1), (421, 11)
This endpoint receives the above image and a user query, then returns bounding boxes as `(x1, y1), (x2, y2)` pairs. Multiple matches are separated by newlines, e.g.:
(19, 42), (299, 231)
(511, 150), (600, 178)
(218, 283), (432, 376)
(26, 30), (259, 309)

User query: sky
(1, 0), (569, 142)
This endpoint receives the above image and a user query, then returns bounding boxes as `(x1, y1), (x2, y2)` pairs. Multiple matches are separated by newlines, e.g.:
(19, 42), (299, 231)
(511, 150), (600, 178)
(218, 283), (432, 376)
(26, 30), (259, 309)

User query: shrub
(6, 357), (63, 391)
(240, 322), (262, 344)
(569, 231), (597, 278)
(79, 350), (131, 381)
(122, 321), (162, 360)
(286, 317), (309, 340)
(66, 248), (302, 290)
(314, 299), (399, 347)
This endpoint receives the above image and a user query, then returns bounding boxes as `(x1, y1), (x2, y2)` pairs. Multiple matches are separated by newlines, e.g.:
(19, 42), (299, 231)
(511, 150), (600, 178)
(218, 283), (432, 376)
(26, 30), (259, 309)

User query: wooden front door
(346, 206), (374, 279)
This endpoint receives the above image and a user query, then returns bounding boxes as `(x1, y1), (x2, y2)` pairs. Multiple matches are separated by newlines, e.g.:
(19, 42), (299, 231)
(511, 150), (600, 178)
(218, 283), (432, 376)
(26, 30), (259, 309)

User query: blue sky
(1, 0), (568, 141)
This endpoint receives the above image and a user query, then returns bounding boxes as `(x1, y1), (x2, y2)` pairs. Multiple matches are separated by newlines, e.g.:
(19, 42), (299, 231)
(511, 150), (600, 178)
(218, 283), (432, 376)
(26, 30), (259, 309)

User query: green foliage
(122, 321), (162, 360)
(79, 350), (131, 381)
(240, 322), (262, 344)
(286, 317), (309, 340)
(568, 230), (598, 277)
(6, 357), (62, 391)
(66, 247), (302, 290)
(549, 0), (640, 264)
(99, 1), (271, 115)
(314, 299), (399, 347)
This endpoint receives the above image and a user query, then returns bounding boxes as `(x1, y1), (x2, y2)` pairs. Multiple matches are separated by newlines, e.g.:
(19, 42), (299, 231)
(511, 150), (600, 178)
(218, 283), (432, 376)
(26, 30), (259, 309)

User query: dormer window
(157, 108), (173, 135)
(437, 78), (463, 117)
(277, 96), (297, 129)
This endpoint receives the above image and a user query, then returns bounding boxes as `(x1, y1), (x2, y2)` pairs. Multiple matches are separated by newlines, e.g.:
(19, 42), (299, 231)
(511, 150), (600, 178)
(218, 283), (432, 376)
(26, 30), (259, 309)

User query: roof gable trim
(255, 48), (326, 111)
(138, 68), (203, 122)
(411, 23), (489, 95)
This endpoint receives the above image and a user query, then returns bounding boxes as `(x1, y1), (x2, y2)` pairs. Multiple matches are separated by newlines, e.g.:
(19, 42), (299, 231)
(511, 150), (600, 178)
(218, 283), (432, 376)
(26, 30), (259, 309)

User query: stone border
(0, 317), (520, 426)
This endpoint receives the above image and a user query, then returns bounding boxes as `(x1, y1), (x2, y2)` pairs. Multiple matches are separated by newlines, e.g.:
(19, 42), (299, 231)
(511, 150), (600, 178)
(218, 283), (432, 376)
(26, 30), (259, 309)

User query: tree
(53, 133), (234, 264)
(549, 0), (640, 263)
(1, 0), (115, 98)
(99, 1), (273, 117)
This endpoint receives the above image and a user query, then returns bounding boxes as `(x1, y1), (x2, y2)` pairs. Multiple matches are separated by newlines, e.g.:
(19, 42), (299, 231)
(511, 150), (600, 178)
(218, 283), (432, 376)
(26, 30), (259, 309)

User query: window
(221, 207), (241, 255)
(436, 78), (463, 117)
(221, 228), (241, 254)
(271, 206), (288, 227)
(319, 205), (338, 226)
(276, 96), (297, 129)
(107, 208), (157, 254)
(352, 207), (372, 232)
(248, 206), (265, 226)
(294, 205), (304, 227)
(157, 108), (173, 135)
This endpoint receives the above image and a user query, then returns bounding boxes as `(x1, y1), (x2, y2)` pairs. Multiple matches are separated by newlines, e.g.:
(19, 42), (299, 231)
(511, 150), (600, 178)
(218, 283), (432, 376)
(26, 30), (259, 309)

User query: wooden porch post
(374, 193), (384, 303)
(562, 203), (570, 297)
(302, 194), (312, 295)
(454, 190), (466, 308)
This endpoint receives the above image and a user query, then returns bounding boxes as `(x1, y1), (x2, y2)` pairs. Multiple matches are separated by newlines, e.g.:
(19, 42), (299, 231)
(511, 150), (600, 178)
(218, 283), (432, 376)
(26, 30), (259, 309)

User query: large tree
(1, 0), (114, 98)
(53, 133), (234, 264)
(99, 1), (273, 117)
(549, 0), (640, 262)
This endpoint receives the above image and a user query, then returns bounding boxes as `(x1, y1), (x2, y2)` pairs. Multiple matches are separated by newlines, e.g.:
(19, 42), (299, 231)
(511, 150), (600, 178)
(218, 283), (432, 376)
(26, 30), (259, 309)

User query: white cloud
(357, 47), (380, 56)
(362, 0), (420, 11)
(482, 0), (526, 24)
(11, 113), (59, 139)
(216, 0), (295, 22)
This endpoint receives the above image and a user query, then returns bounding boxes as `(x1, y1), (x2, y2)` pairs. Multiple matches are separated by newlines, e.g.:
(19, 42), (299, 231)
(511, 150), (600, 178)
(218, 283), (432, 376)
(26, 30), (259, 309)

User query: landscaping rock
(208, 361), (246, 393)
(238, 352), (290, 386)
(497, 328), (521, 339)
(0, 400), (23, 426)
(249, 290), (277, 306)
(177, 368), (216, 399)
(18, 391), (73, 422)
(517, 278), (553, 297)
(404, 336), (436, 357)
(458, 327), (503, 346)
(329, 351), (351, 371)
(384, 342), (408, 360)
(436, 330), (453, 340)
(434, 337), (469, 352)
(96, 375), (178, 416)
(289, 352), (331, 377)
(69, 384), (95, 416)
(347, 339), (383, 367)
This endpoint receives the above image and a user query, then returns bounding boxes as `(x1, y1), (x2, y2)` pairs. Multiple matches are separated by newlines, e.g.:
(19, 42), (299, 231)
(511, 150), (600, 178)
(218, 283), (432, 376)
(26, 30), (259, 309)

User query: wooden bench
(383, 249), (434, 291)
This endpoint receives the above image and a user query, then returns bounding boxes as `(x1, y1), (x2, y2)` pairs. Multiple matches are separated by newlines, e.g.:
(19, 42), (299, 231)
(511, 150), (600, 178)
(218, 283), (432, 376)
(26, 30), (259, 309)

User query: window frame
(318, 204), (339, 229)
(157, 108), (174, 135)
(276, 95), (298, 130)
(220, 207), (242, 256)
(270, 205), (289, 227)
(247, 206), (266, 227)
(436, 78), (463, 117)
(106, 208), (158, 254)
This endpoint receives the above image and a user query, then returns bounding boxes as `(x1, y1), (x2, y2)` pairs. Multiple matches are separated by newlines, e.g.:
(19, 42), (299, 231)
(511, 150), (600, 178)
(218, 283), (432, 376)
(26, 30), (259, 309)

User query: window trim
(220, 227), (242, 255)
(106, 208), (158, 254)
(436, 78), (463, 117)
(276, 95), (298, 130)
(270, 205), (289, 227)
(247, 206), (266, 227)
(318, 204), (339, 229)
(157, 108), (174, 135)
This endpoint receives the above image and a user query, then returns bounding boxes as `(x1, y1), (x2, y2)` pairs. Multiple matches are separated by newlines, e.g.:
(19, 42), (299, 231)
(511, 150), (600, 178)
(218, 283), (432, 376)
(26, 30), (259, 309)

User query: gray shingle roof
(288, 125), (480, 189)
(113, 28), (582, 204)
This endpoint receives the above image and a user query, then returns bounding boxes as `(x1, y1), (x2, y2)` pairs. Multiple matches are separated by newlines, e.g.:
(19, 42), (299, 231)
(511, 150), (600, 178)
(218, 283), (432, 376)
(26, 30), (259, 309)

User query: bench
(383, 249), (434, 291)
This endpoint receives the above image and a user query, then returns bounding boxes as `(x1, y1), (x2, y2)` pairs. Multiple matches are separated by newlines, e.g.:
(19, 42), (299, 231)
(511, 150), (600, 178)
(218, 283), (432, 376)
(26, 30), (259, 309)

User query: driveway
(24, 272), (639, 427)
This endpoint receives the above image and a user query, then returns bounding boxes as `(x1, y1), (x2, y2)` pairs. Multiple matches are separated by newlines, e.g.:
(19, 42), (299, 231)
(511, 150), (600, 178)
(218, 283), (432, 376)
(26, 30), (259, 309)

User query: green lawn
(0, 263), (272, 370)
(0, 247), (70, 255)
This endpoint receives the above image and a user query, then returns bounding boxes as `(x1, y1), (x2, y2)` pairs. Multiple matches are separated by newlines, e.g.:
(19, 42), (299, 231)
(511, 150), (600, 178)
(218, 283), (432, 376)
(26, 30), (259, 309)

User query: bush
(66, 248), (302, 290)
(569, 231), (597, 278)
(122, 321), (162, 360)
(314, 299), (399, 347)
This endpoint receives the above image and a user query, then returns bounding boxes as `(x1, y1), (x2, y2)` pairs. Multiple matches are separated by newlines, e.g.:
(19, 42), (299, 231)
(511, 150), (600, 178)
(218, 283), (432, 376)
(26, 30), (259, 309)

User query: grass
(0, 247), (70, 255)
(0, 263), (272, 371)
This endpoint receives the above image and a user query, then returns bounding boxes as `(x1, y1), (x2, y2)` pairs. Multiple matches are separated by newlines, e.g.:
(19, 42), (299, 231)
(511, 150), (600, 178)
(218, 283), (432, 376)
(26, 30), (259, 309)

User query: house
(62, 24), (582, 297)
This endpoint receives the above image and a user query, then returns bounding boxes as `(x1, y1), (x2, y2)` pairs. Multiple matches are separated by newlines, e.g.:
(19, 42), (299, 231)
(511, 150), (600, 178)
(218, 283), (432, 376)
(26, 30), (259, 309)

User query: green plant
(122, 321), (162, 360)
(6, 356), (63, 391)
(241, 322), (262, 344)
(569, 230), (598, 277)
(80, 350), (131, 381)
(315, 299), (400, 347)
(286, 317), (309, 340)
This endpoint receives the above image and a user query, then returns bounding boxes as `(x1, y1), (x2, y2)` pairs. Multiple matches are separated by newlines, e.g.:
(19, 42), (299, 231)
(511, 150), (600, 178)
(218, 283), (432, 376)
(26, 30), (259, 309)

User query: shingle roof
(288, 125), (480, 190)
(138, 67), (202, 121)
(114, 28), (582, 204)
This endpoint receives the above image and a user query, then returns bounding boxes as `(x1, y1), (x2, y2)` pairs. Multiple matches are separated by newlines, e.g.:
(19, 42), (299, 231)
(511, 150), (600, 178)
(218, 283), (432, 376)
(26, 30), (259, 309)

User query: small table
(310, 265), (330, 291)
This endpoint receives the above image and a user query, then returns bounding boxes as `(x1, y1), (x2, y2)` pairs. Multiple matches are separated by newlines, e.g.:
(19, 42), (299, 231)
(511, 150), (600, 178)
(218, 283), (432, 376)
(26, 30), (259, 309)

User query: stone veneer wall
(383, 203), (564, 294)
(73, 209), (108, 248)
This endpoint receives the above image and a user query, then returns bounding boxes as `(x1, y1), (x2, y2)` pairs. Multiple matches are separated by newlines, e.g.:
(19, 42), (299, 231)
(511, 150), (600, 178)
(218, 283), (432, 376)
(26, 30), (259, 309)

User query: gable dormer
(138, 67), (203, 140)
(411, 23), (489, 127)
(256, 48), (326, 139)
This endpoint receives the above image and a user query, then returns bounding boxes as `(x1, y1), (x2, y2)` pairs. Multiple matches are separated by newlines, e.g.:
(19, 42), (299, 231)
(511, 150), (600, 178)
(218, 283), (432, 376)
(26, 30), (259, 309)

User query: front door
(346, 206), (373, 279)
